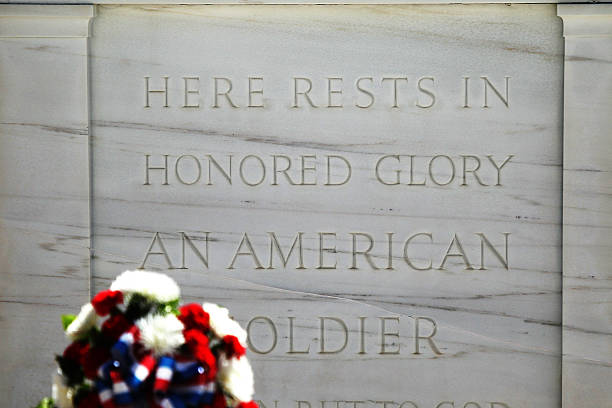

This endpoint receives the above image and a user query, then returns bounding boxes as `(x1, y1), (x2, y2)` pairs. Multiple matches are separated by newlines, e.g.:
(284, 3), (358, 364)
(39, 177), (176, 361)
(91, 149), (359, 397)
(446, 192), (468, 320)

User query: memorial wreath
(35, 270), (256, 408)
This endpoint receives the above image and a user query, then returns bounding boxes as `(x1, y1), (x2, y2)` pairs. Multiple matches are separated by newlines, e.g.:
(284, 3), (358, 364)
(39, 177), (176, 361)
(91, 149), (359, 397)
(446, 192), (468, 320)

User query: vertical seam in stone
(87, 7), (95, 300)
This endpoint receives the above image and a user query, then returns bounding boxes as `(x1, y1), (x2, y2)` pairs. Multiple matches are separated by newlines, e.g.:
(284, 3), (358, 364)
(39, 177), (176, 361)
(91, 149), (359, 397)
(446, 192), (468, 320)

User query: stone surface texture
(558, 4), (612, 408)
(0, 5), (94, 407)
(0, 3), (610, 408)
(90, 5), (563, 408)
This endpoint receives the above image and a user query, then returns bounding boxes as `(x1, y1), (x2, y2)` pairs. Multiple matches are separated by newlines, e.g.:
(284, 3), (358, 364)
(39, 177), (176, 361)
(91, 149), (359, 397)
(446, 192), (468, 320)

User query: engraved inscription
(256, 400), (512, 408)
(138, 231), (510, 272)
(142, 75), (511, 109)
(143, 154), (513, 187)
(245, 316), (442, 356)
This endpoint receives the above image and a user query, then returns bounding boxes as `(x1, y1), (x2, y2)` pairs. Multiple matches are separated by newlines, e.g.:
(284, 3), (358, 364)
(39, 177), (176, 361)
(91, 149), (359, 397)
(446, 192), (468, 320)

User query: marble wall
(89, 5), (562, 408)
(0, 5), (94, 407)
(558, 5), (612, 407)
(0, 3), (610, 408)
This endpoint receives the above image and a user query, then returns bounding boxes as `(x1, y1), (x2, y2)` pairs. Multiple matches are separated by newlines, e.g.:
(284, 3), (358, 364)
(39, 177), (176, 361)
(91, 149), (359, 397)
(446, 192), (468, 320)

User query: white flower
(110, 270), (180, 303)
(65, 302), (97, 340)
(52, 369), (73, 408)
(135, 313), (185, 356)
(202, 302), (247, 346)
(218, 354), (254, 402)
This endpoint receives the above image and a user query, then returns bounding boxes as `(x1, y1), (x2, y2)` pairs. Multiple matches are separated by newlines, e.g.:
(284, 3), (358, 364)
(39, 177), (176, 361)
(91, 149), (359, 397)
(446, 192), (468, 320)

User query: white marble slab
(89, 5), (563, 408)
(558, 5), (612, 408)
(0, 5), (94, 407)
(0, 4), (610, 408)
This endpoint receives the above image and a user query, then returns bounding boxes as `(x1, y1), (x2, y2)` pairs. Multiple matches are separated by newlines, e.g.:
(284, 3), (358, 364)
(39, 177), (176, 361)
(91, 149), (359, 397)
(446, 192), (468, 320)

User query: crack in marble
(92, 195), (562, 226)
(89, 248), (563, 359)
(2, 209), (587, 363)
(0, 121), (87, 136)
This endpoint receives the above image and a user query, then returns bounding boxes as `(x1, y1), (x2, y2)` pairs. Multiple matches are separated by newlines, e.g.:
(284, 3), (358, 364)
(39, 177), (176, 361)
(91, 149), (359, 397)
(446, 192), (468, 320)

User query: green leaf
(61, 314), (77, 331)
(34, 397), (55, 408)
(158, 298), (180, 315)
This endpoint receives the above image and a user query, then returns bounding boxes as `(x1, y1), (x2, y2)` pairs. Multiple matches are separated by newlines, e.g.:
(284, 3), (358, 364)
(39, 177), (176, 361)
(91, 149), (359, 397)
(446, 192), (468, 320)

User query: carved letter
(144, 154), (169, 185)
(140, 232), (174, 269)
(207, 154), (232, 185)
(382, 77), (408, 108)
(178, 231), (209, 269)
(375, 402), (396, 408)
(288, 316), (310, 354)
(463, 76), (470, 108)
(182, 76), (200, 108)
(293, 77), (317, 108)
(325, 155), (352, 186)
(317, 232), (337, 269)
(228, 233), (264, 269)
(248, 77), (264, 108)
(272, 155), (297, 186)
(379, 317), (400, 354)
(300, 155), (317, 185)
(428, 155), (455, 186)
(349, 232), (379, 270)
(144, 76), (169, 108)
(358, 316), (367, 354)
(416, 76), (435, 108)
(175, 154), (202, 185)
(407, 155), (426, 186)
(213, 77), (239, 108)
(375, 155), (401, 185)
(319, 317), (349, 354)
(356, 77), (375, 108)
(268, 232), (305, 269)
(240, 155), (266, 186)
(403, 233), (433, 271)
(487, 155), (513, 186)
(386, 232), (394, 270)
(327, 77), (343, 108)
(257, 401), (280, 408)
(247, 316), (277, 354)
(476, 232), (510, 270)
(481, 76), (510, 108)
(438, 234), (474, 270)
(461, 155), (488, 186)
(413, 316), (442, 355)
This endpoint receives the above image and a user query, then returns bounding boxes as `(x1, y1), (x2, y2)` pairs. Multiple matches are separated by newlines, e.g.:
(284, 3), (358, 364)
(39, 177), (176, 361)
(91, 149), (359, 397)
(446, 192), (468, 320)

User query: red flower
(76, 391), (101, 408)
(63, 340), (89, 364)
(223, 335), (246, 359)
(91, 290), (123, 316)
(178, 303), (210, 332)
(237, 401), (259, 408)
(184, 329), (217, 381)
(101, 313), (132, 341)
(212, 391), (227, 408)
(82, 346), (110, 380)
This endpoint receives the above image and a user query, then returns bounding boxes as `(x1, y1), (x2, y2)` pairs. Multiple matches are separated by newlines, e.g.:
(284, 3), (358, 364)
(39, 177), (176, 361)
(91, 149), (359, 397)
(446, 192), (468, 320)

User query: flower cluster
(40, 271), (256, 408)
